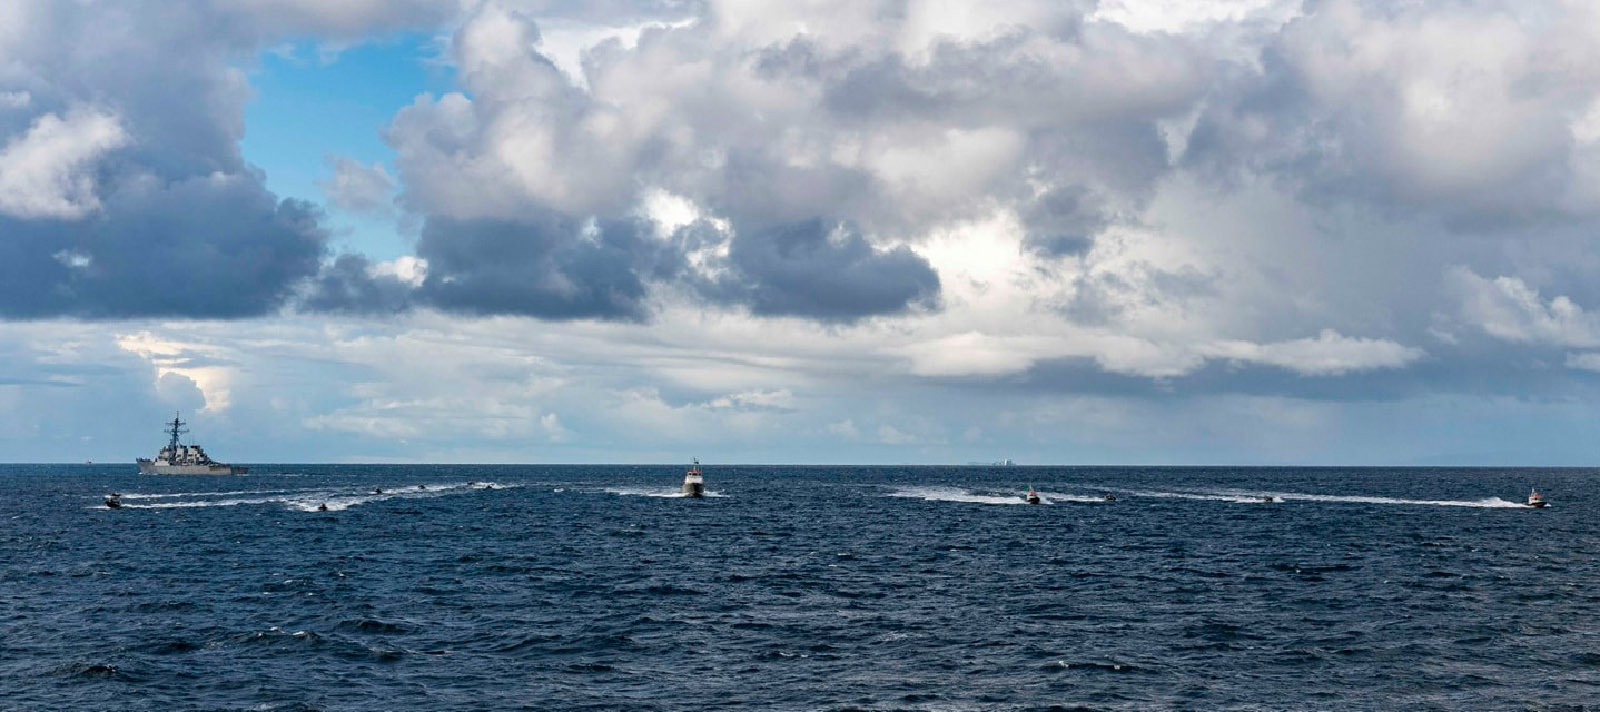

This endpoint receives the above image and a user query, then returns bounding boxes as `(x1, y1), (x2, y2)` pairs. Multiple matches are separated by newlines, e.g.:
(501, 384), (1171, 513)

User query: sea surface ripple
(2, 465), (1596, 711)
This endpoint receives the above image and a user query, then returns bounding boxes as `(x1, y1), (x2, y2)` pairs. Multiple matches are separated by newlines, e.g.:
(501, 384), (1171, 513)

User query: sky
(3, 0), (1600, 465)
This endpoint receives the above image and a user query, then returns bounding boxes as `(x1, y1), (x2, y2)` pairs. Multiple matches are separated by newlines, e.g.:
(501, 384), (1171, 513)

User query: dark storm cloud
(691, 218), (940, 321)
(300, 254), (414, 316)
(413, 213), (682, 321)
(0, 177), (325, 318)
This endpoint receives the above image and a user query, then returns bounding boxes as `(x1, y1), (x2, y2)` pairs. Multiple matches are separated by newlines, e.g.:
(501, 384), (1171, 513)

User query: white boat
(1527, 489), (1549, 508)
(135, 413), (246, 475)
(682, 459), (705, 497)
(1024, 486), (1041, 504)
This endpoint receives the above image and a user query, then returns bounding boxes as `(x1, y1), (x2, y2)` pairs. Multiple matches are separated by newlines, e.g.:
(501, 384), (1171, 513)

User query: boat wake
(115, 488), (298, 501)
(1210, 489), (1527, 508)
(101, 482), (511, 512)
(888, 486), (1034, 505)
(1119, 489), (1278, 504)
(1117, 487), (1526, 508)
(1041, 492), (1117, 504)
(604, 486), (727, 498)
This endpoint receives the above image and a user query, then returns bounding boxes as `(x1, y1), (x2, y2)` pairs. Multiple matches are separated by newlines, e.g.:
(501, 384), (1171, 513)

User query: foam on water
(103, 481), (510, 512)
(1041, 491), (1116, 503)
(115, 488), (300, 501)
(1119, 489), (1276, 504)
(1111, 487), (1530, 508)
(605, 486), (727, 498)
(888, 485), (1035, 505)
(1208, 488), (1530, 508)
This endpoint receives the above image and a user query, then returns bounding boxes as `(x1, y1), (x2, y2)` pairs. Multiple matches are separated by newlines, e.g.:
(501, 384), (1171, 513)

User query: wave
(604, 486), (728, 498)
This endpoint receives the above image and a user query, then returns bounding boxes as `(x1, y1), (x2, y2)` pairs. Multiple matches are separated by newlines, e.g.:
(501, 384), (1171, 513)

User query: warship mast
(165, 412), (188, 452)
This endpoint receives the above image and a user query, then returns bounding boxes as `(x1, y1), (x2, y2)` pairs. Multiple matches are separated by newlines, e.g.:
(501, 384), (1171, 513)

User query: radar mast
(165, 412), (188, 451)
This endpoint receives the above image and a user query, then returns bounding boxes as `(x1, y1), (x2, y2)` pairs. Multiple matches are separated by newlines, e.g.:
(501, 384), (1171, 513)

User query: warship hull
(137, 459), (246, 475)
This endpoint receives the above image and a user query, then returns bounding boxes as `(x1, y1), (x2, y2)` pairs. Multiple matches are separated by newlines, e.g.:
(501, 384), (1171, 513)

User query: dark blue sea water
(2, 465), (1596, 711)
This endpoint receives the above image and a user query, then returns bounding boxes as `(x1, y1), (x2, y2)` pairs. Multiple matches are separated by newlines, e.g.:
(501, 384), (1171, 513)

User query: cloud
(0, 0), (449, 318)
(690, 218), (941, 321)
(318, 156), (397, 216)
(116, 331), (237, 412)
(704, 388), (794, 411)
(300, 254), (416, 315)
(379, 1), (1211, 321)
(415, 213), (681, 320)
(1206, 329), (1426, 376)
(1566, 352), (1600, 373)
(0, 175), (326, 318)
(1447, 267), (1600, 348)
(0, 108), (129, 219)
(899, 329), (1422, 380)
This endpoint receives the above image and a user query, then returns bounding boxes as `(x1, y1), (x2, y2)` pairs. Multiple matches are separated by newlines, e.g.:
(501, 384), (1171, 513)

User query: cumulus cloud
(1447, 267), (1600, 348)
(379, 0), (1204, 320)
(0, 175), (326, 318)
(0, 108), (129, 219)
(688, 218), (941, 320)
(0, 0), (452, 318)
(318, 156), (397, 216)
(415, 213), (681, 320)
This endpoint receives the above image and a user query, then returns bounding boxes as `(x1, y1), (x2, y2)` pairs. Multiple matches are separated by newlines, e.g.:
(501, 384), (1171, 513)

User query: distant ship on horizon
(136, 413), (247, 475)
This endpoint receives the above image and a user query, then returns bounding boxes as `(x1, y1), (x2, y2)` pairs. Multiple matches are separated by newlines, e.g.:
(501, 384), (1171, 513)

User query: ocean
(1, 464), (1594, 711)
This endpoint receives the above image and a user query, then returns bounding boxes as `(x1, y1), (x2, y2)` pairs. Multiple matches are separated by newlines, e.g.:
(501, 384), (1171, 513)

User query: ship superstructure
(682, 459), (704, 497)
(135, 413), (247, 475)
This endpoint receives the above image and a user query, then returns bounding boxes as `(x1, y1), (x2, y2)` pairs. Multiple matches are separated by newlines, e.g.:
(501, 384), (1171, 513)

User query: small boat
(373, 488), (383, 494)
(1259, 496), (1276, 503)
(1103, 493), (1117, 502)
(317, 503), (329, 512)
(1024, 486), (1041, 504)
(1527, 489), (1549, 508)
(104, 495), (122, 509)
(682, 459), (705, 498)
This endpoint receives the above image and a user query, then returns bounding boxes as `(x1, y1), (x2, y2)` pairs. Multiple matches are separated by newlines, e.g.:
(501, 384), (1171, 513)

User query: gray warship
(136, 413), (247, 475)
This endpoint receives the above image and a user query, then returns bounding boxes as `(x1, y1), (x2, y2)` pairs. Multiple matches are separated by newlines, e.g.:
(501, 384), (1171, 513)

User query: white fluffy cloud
(0, 108), (128, 219)
(1447, 267), (1600, 348)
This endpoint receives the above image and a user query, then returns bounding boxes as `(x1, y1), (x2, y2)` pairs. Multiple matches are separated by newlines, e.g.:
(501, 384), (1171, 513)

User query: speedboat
(1103, 493), (1117, 502)
(1259, 496), (1276, 503)
(1527, 489), (1549, 508)
(317, 503), (329, 512)
(1024, 486), (1041, 504)
(682, 459), (705, 498)
(104, 495), (122, 509)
